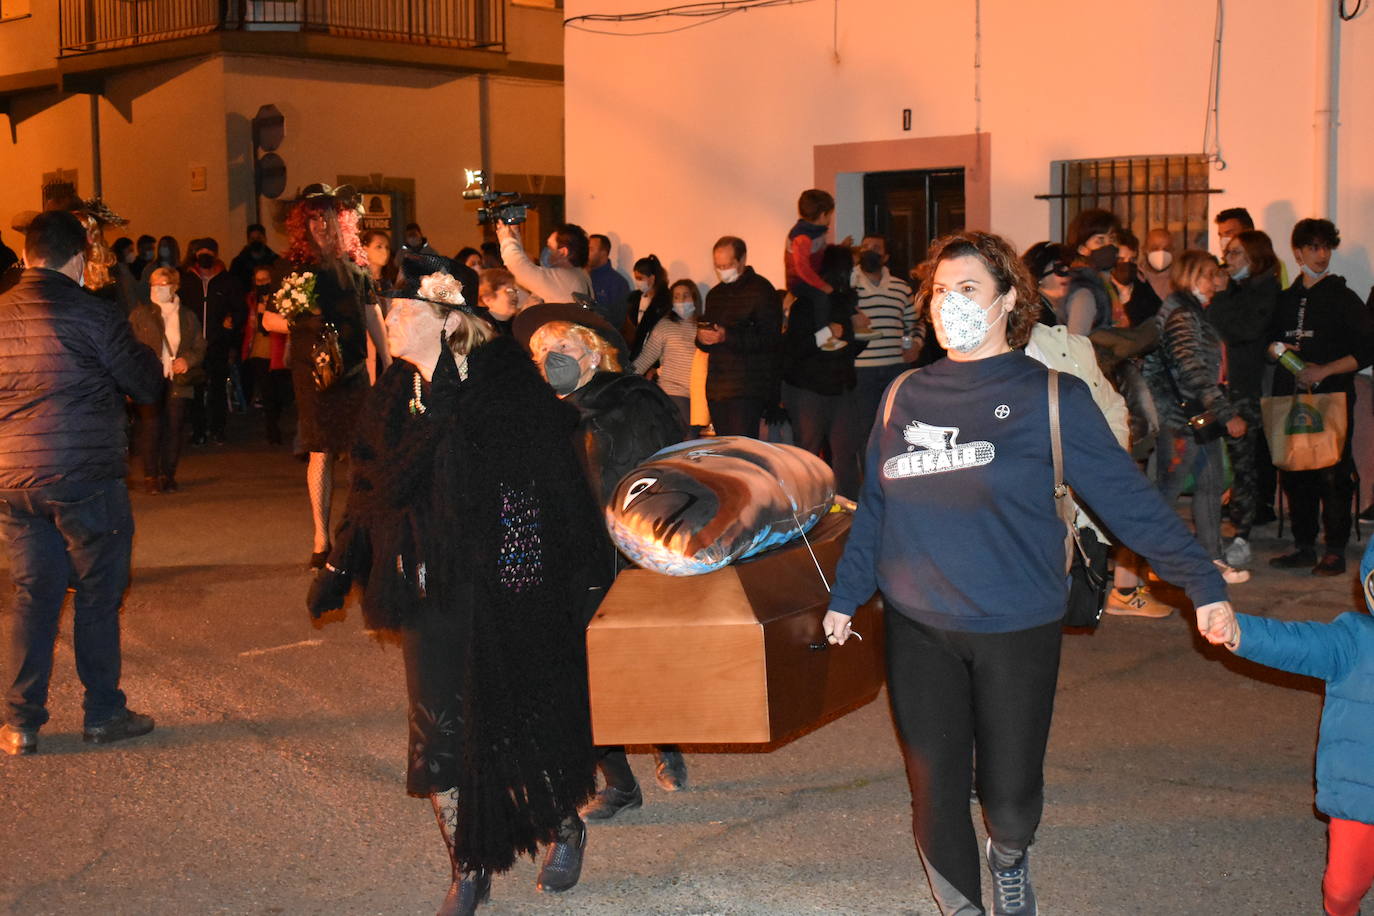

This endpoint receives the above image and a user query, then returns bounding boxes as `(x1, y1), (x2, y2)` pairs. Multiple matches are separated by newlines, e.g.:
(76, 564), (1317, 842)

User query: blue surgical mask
(1231, 265), (1250, 282)
(1300, 263), (1329, 281)
(542, 350), (583, 395)
(539, 247), (555, 268)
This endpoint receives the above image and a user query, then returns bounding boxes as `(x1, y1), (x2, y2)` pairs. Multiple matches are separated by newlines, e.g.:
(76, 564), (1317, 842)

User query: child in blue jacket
(1210, 542), (1374, 916)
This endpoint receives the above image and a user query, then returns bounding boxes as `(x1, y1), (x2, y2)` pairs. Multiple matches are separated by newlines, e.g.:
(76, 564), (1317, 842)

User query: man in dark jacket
(0, 211), (162, 755)
(1268, 218), (1374, 576)
(180, 237), (245, 444)
(697, 236), (782, 437)
(227, 222), (281, 292)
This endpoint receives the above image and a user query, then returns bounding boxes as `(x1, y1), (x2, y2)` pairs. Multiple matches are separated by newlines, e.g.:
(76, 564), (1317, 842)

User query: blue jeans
(1155, 432), (1224, 561)
(0, 479), (134, 728)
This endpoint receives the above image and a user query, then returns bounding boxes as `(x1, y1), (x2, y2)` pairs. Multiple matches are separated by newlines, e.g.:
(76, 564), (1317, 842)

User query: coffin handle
(807, 640), (829, 652)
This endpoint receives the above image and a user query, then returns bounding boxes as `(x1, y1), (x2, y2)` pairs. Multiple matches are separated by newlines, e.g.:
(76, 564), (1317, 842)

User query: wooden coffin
(587, 512), (884, 745)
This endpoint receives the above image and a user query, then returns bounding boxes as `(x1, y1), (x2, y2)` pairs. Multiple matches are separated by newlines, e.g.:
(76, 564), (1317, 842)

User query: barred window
(1039, 154), (1220, 251)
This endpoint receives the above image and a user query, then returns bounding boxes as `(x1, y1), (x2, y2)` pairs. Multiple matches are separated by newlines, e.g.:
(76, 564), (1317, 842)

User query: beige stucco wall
(0, 48), (563, 263)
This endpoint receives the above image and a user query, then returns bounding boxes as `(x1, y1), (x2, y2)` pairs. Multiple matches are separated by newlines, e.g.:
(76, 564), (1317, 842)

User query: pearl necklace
(409, 371), (427, 416)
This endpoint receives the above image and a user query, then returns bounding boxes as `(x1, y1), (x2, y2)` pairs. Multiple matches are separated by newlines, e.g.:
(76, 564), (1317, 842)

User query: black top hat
(383, 251), (481, 315)
(512, 301), (631, 368)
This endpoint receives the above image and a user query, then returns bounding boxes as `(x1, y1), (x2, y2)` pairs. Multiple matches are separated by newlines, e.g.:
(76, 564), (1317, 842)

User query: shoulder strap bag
(1049, 370), (1110, 629)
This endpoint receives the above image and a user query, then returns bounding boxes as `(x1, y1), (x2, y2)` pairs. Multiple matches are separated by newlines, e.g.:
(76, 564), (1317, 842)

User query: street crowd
(1, 184), (1373, 916)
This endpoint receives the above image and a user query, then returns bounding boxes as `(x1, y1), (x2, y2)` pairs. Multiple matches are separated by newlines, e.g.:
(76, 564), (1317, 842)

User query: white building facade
(565, 0), (1374, 297)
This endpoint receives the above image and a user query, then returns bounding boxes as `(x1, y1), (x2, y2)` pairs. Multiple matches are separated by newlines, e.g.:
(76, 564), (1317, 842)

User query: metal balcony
(58, 0), (505, 56)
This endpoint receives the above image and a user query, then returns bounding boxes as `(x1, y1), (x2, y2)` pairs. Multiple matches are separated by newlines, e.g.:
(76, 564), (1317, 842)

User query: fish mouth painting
(606, 436), (837, 576)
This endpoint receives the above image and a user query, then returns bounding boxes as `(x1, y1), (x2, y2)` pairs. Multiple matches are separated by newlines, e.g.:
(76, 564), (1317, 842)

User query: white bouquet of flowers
(273, 271), (317, 323)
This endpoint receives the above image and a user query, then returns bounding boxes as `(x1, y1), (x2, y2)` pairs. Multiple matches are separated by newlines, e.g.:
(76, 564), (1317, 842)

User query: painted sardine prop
(606, 436), (836, 576)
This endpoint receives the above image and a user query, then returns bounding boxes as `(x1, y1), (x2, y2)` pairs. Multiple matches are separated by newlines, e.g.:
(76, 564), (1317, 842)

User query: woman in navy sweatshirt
(823, 231), (1237, 916)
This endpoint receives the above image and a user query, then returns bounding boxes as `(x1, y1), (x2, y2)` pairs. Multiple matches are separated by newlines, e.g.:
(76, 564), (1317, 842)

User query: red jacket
(241, 292), (288, 369)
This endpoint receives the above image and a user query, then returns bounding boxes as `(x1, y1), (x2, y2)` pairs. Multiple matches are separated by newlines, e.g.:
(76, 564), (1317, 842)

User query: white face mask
(635, 279), (651, 294)
(151, 286), (176, 305)
(936, 290), (1004, 353)
(716, 266), (741, 284)
(1300, 263), (1329, 281)
(1231, 265), (1250, 282)
(672, 300), (694, 319)
(1146, 250), (1173, 272)
(1191, 286), (1211, 305)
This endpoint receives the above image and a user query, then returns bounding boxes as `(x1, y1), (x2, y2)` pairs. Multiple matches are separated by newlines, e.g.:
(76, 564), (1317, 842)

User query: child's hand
(1196, 600), (1240, 650)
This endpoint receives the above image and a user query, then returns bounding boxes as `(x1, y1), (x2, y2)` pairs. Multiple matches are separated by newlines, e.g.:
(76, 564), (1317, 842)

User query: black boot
(431, 790), (491, 915)
(536, 815), (586, 894)
(437, 870), (490, 916)
(654, 746), (688, 792)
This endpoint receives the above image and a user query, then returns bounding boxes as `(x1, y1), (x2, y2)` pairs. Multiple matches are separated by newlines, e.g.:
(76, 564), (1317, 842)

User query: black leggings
(886, 611), (1063, 915)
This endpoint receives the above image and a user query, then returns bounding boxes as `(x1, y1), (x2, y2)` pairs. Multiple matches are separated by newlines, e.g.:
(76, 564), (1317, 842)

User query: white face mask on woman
(937, 290), (1004, 353)
(672, 299), (694, 319)
(151, 286), (176, 306)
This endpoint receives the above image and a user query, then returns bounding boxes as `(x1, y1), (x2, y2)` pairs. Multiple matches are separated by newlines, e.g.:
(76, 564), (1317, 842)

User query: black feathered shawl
(330, 334), (610, 872)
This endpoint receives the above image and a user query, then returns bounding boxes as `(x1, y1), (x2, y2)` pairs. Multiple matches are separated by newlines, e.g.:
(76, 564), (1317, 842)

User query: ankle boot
(536, 815), (587, 893)
(438, 869), (490, 916)
(431, 790), (491, 915)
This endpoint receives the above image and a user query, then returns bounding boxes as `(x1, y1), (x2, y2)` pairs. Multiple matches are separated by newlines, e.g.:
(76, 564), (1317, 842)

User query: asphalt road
(0, 427), (1359, 915)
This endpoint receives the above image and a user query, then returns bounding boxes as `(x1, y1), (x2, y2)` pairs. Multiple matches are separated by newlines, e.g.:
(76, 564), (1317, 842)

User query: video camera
(462, 169), (527, 226)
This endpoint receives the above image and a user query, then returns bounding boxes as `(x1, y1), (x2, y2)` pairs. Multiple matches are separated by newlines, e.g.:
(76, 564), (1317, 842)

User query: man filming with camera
(495, 219), (595, 307)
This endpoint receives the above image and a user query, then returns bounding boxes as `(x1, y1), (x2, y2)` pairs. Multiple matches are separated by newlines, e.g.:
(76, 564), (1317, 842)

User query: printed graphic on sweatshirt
(883, 419), (995, 479)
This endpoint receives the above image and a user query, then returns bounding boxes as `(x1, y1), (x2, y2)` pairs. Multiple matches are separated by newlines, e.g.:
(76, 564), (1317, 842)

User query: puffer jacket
(0, 268), (162, 488)
(698, 266), (783, 401)
(1143, 291), (1236, 432)
(1233, 604), (1374, 824)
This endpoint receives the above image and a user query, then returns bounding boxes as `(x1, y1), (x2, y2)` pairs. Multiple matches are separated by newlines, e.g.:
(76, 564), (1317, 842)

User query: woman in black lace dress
(308, 254), (609, 915)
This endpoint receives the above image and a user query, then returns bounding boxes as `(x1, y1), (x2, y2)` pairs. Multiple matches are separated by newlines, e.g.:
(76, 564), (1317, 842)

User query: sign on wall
(361, 192), (392, 232)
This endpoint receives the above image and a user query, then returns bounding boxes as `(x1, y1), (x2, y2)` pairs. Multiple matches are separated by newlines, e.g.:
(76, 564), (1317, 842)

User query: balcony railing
(59, 0), (505, 56)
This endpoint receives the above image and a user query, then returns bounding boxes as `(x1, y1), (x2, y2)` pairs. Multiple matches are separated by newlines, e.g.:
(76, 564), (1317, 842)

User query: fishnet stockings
(307, 451), (333, 552)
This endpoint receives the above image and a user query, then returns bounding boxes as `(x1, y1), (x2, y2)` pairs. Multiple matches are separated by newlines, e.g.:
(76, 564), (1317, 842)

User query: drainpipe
(89, 92), (103, 199)
(478, 74), (492, 182)
(1314, 0), (1339, 219)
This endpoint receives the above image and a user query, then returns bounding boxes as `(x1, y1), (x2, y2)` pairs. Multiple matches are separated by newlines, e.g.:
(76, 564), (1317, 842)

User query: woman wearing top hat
(262, 184), (389, 568)
(307, 254), (610, 914)
(514, 303), (691, 818)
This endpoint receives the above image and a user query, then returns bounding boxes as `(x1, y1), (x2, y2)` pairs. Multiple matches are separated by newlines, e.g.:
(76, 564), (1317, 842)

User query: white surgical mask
(1300, 263), (1329, 281)
(672, 300), (694, 319)
(1231, 265), (1250, 281)
(151, 286), (175, 305)
(635, 279), (651, 294)
(1191, 286), (1212, 305)
(1146, 250), (1173, 272)
(716, 266), (741, 284)
(937, 290), (1004, 353)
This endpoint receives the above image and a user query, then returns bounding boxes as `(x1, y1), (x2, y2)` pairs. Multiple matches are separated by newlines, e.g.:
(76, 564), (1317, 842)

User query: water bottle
(1269, 342), (1306, 375)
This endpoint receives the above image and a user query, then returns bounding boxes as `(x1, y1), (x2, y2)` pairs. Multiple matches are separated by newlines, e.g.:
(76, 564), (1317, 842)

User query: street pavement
(0, 426), (1361, 915)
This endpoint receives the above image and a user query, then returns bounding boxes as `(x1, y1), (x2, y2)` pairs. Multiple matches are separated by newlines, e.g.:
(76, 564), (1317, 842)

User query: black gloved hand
(307, 566), (351, 619)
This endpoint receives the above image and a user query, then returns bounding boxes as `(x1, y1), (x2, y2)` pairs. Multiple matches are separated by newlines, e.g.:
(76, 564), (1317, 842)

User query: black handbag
(311, 322), (344, 391)
(1161, 351), (1224, 443)
(1049, 371), (1110, 629)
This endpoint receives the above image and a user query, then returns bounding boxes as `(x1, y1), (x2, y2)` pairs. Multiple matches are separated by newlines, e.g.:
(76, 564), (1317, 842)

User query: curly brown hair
(919, 231), (1042, 349)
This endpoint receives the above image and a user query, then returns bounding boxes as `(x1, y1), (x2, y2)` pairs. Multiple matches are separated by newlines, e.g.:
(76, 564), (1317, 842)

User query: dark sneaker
(536, 817), (586, 893)
(83, 709), (154, 745)
(438, 869), (490, 916)
(1313, 553), (1347, 577)
(654, 749), (687, 792)
(1270, 548), (1319, 569)
(579, 783), (642, 821)
(0, 724), (38, 756)
(986, 838), (1037, 915)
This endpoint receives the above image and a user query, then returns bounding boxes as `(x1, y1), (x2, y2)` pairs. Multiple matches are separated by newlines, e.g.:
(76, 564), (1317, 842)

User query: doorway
(862, 168), (966, 278)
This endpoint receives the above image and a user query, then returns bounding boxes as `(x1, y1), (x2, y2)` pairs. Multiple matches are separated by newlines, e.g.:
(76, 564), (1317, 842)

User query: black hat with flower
(384, 251), (482, 317)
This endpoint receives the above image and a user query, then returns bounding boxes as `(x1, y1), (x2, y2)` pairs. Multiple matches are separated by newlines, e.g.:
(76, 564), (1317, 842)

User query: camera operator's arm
(495, 220), (558, 300)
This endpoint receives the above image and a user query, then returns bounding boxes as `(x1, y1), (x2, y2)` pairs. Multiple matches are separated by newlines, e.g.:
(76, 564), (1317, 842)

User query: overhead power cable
(565, 0), (814, 36)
